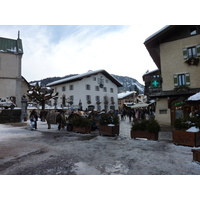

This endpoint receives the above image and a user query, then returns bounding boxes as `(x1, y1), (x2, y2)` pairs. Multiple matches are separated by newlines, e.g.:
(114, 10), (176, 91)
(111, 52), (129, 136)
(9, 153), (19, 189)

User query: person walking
(30, 109), (38, 129)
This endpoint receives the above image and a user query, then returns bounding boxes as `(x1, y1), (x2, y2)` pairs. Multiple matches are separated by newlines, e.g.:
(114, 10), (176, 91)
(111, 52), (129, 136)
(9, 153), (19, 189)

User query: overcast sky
(1, 1), (195, 85)
(0, 25), (164, 84)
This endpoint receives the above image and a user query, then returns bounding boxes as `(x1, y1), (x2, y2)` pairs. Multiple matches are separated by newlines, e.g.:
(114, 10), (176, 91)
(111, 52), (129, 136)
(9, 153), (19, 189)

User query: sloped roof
(47, 69), (123, 87)
(0, 37), (23, 54)
(118, 91), (136, 99)
(144, 25), (174, 69)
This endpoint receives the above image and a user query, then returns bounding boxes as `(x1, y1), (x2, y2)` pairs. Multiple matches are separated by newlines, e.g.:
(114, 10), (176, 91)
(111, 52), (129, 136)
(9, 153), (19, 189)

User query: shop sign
(174, 101), (185, 106)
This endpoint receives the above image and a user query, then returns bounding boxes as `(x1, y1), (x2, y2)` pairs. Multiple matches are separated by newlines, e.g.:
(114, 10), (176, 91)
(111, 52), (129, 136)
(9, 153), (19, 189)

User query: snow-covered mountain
(30, 74), (144, 94)
(112, 74), (144, 94)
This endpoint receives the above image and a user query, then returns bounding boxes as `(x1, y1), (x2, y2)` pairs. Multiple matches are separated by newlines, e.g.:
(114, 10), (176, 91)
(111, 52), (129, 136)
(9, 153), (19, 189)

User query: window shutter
(183, 48), (188, 59)
(174, 75), (178, 87)
(185, 73), (190, 86)
(196, 45), (200, 57)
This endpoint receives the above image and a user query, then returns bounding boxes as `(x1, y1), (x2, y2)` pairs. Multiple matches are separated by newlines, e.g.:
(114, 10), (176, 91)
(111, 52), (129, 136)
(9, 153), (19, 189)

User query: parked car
(0, 97), (16, 109)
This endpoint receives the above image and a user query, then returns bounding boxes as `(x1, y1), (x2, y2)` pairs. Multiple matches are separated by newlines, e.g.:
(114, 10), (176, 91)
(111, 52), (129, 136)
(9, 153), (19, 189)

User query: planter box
(191, 149), (200, 162)
(73, 126), (91, 134)
(99, 125), (119, 136)
(130, 131), (158, 140)
(173, 130), (200, 147)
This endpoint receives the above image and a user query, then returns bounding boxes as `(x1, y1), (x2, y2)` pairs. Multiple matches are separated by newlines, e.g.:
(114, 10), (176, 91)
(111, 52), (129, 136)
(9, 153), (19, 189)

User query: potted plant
(72, 116), (91, 134)
(130, 119), (160, 140)
(173, 117), (200, 147)
(99, 113), (120, 136)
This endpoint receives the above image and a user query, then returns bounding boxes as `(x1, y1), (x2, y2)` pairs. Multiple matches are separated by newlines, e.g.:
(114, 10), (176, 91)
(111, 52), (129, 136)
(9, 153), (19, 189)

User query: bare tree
(27, 82), (58, 110)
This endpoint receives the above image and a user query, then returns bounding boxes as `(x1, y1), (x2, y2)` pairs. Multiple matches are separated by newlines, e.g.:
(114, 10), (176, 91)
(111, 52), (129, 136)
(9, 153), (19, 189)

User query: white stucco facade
(47, 70), (122, 111)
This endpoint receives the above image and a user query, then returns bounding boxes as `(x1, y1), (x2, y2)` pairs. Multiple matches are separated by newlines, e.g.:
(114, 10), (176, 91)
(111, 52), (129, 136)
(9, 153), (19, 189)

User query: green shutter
(196, 45), (200, 57)
(183, 48), (188, 59)
(174, 75), (178, 87)
(185, 73), (190, 86)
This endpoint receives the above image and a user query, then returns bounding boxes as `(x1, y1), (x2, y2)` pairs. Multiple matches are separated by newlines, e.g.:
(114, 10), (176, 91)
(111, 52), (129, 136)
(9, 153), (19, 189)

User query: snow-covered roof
(187, 92), (200, 101)
(118, 91), (136, 99)
(143, 69), (159, 76)
(0, 37), (23, 54)
(144, 25), (170, 43)
(47, 69), (123, 87)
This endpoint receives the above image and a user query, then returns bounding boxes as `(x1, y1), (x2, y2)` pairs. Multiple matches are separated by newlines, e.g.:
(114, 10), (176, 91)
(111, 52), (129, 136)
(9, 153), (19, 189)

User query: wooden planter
(99, 125), (119, 137)
(191, 149), (200, 162)
(130, 131), (158, 141)
(173, 130), (200, 147)
(73, 126), (91, 134)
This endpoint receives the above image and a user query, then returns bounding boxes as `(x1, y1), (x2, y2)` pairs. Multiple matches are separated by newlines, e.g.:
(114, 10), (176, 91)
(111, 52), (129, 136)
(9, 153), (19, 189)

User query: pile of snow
(186, 126), (200, 132)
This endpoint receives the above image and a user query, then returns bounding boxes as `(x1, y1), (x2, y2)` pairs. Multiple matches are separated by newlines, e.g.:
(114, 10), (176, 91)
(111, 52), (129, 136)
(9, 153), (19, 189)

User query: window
(110, 88), (114, 93)
(103, 87), (107, 92)
(190, 27), (197, 35)
(86, 84), (91, 90)
(69, 95), (74, 101)
(178, 74), (186, 86)
(86, 95), (91, 101)
(183, 45), (200, 59)
(93, 77), (96, 81)
(98, 77), (104, 85)
(174, 73), (190, 86)
(69, 85), (74, 90)
(188, 47), (196, 58)
(159, 109), (167, 114)
(62, 86), (66, 92)
(96, 96), (100, 101)
(95, 86), (99, 91)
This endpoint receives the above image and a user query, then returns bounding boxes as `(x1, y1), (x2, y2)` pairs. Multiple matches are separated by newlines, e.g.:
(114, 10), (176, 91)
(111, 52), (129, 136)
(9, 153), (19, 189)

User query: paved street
(0, 117), (199, 175)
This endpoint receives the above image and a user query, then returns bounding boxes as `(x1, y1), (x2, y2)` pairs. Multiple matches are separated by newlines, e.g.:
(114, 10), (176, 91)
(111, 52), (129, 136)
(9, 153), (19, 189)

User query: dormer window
(190, 27), (197, 35)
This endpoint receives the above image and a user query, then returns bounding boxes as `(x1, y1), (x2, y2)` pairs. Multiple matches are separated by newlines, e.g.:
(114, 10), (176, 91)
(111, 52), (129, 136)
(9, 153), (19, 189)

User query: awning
(131, 102), (149, 108)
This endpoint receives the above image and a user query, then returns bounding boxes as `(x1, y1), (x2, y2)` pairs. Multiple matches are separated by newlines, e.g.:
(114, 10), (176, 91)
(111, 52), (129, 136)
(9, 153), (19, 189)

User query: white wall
(52, 72), (119, 111)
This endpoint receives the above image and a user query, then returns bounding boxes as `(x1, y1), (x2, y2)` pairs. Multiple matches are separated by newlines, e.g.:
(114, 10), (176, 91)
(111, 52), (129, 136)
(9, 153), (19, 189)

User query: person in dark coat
(30, 109), (38, 129)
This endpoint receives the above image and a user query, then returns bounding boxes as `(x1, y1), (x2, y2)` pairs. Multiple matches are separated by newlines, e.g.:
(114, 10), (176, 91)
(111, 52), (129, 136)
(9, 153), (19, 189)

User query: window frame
(69, 85), (74, 90)
(86, 84), (91, 90)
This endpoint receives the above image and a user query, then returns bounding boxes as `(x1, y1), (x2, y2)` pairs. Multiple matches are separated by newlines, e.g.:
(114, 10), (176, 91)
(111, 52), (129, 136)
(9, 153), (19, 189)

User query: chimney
(18, 31), (20, 39)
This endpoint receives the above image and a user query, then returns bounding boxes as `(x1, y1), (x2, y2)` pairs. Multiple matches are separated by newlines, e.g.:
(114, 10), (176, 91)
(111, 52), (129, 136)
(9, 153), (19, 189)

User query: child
(30, 115), (35, 130)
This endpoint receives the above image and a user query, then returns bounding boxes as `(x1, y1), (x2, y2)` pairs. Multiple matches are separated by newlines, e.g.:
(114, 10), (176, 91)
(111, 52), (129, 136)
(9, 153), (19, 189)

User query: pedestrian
(128, 110), (132, 122)
(30, 115), (35, 130)
(30, 109), (38, 129)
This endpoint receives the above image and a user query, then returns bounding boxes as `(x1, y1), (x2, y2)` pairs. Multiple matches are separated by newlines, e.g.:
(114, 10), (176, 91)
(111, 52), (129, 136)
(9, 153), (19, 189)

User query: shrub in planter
(130, 119), (160, 140)
(72, 117), (91, 133)
(99, 113), (119, 126)
(99, 113), (119, 136)
(173, 117), (200, 147)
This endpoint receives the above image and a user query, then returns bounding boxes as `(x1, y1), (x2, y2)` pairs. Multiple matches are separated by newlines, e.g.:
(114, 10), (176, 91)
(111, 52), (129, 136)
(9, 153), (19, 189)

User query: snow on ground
(1, 118), (200, 199)
(1, 118), (200, 175)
